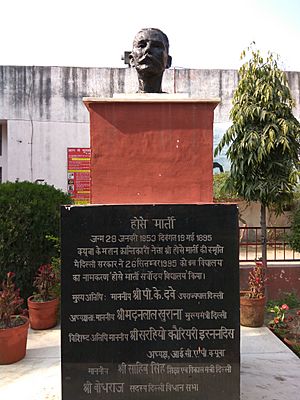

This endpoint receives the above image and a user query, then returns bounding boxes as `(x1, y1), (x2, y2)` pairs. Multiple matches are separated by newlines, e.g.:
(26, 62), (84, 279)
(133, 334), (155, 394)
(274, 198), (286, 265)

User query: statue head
(129, 28), (172, 93)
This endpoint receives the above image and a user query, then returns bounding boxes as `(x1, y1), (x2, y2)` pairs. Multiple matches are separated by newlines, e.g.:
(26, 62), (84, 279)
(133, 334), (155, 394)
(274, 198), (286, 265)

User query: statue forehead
(133, 29), (168, 45)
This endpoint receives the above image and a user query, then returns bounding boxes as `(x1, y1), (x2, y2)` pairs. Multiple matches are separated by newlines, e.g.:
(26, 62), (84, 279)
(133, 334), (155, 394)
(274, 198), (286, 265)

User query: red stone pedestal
(84, 96), (219, 204)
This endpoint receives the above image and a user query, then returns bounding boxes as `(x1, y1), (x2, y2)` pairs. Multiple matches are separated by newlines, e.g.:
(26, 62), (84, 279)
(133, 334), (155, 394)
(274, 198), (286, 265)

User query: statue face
(130, 29), (171, 76)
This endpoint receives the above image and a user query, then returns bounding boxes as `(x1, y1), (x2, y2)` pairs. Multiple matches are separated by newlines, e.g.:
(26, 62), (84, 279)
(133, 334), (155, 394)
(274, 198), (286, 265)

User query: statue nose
(144, 42), (152, 53)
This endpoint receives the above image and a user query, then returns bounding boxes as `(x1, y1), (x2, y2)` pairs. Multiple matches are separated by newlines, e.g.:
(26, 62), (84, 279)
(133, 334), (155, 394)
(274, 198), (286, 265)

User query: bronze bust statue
(129, 28), (172, 93)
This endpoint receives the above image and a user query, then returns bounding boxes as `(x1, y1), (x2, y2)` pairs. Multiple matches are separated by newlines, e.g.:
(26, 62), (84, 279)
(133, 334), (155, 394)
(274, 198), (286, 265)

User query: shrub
(288, 204), (300, 253)
(0, 182), (72, 300)
(32, 263), (59, 302)
(46, 235), (61, 299)
(213, 172), (240, 202)
(267, 291), (300, 310)
(268, 303), (290, 335)
(246, 261), (266, 299)
(0, 272), (25, 328)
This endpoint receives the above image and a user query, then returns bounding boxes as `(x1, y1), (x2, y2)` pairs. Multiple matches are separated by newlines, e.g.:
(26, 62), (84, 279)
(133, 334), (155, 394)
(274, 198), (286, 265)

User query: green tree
(215, 44), (300, 282)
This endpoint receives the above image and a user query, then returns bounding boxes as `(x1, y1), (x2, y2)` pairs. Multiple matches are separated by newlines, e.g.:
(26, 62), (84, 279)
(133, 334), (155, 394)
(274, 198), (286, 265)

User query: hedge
(0, 181), (72, 301)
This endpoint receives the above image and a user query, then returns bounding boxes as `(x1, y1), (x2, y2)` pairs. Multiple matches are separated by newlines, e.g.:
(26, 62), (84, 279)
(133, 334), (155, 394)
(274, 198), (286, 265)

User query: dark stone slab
(61, 204), (240, 400)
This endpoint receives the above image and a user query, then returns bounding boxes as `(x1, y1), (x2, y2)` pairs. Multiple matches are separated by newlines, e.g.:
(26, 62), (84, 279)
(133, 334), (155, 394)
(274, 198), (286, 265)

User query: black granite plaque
(61, 204), (240, 400)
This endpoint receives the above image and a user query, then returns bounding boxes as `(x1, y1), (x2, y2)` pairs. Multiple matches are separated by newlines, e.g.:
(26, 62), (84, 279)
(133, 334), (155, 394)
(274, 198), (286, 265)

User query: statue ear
(166, 55), (172, 69)
(129, 53), (135, 67)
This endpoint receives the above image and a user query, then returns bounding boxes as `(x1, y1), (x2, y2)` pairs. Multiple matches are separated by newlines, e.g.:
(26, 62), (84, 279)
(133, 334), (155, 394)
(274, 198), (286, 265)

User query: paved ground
(0, 325), (299, 400)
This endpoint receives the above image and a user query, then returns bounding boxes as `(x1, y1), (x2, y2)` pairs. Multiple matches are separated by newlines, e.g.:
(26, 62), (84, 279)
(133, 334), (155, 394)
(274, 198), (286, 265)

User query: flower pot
(28, 296), (59, 330)
(240, 291), (266, 327)
(0, 316), (29, 364)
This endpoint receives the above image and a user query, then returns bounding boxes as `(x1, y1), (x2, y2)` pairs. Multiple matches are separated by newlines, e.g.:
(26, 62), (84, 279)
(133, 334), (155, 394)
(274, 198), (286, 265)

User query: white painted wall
(7, 120), (89, 189)
(0, 123), (7, 182)
(0, 66), (299, 192)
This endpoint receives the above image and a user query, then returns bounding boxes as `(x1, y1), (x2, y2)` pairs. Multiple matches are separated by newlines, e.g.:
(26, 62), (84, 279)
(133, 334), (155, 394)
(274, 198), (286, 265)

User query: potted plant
(268, 303), (290, 336)
(240, 261), (266, 327)
(0, 272), (29, 364)
(27, 264), (59, 329)
(268, 303), (300, 356)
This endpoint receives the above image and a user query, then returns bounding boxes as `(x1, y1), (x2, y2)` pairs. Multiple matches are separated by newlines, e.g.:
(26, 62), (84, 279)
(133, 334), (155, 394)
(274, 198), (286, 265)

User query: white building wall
(7, 120), (89, 189)
(7, 120), (32, 182)
(0, 66), (299, 192)
(0, 123), (8, 182)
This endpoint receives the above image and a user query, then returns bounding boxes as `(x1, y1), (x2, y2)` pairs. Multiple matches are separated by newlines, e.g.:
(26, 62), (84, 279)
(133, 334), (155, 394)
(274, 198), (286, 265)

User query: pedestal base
(84, 97), (219, 204)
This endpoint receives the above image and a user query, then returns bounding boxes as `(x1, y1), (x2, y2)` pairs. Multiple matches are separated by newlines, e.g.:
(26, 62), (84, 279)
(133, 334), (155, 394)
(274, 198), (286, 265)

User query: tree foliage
(215, 44), (300, 213)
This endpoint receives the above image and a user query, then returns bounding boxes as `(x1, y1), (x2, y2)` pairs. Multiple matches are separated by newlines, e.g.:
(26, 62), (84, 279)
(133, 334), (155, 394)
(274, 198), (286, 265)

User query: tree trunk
(260, 203), (268, 299)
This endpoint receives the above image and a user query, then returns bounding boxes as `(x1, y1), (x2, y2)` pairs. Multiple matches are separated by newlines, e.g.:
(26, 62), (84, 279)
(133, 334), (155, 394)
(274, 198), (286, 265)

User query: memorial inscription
(61, 204), (240, 399)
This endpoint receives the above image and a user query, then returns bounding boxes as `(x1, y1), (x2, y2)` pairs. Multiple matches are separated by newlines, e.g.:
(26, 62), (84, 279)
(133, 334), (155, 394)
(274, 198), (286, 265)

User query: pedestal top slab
(83, 95), (220, 106)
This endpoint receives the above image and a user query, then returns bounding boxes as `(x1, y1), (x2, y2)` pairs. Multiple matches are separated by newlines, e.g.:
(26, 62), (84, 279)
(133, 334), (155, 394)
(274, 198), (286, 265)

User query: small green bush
(279, 291), (300, 309)
(267, 291), (300, 310)
(0, 182), (72, 300)
(213, 172), (240, 202)
(46, 234), (61, 299)
(288, 204), (300, 252)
